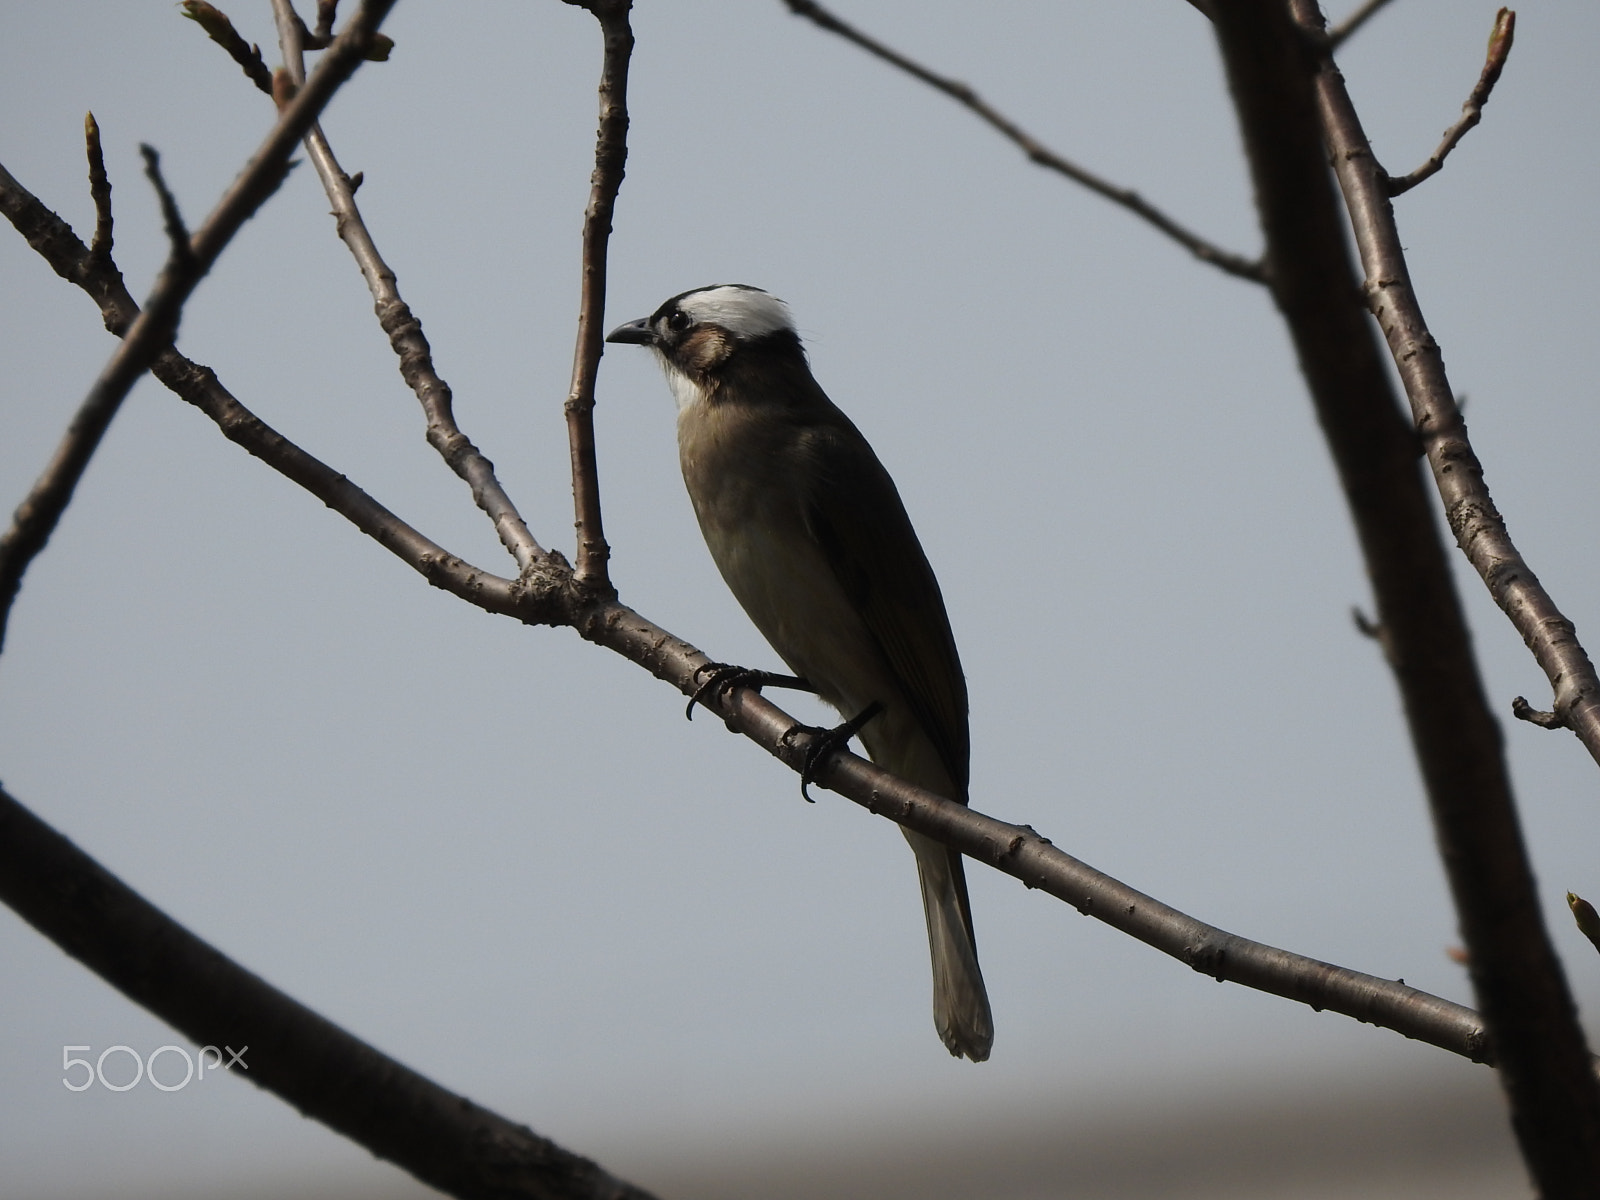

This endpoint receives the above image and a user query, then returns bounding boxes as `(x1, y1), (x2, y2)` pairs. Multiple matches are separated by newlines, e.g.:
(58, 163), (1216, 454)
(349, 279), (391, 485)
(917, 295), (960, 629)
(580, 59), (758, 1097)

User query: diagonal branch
(602, 641), (1509, 1067)
(0, 782), (660, 1200)
(561, 0), (634, 594)
(1386, 8), (1514, 196)
(265, 0), (548, 573)
(783, 0), (1267, 284)
(0, 0), (398, 660)
(1295, 5), (1600, 765)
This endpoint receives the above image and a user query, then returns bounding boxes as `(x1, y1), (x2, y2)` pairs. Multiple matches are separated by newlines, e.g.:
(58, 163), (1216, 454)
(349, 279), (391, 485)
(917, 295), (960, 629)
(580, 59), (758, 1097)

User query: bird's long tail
(904, 828), (993, 1062)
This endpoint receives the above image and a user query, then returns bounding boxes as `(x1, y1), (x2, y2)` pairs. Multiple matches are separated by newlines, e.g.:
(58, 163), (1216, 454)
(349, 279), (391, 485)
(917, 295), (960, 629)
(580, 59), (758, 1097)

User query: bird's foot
(685, 662), (814, 720)
(783, 701), (885, 803)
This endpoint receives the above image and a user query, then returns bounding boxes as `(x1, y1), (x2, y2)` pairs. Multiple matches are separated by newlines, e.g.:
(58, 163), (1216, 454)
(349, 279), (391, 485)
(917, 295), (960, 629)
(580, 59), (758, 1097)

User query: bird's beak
(605, 317), (656, 346)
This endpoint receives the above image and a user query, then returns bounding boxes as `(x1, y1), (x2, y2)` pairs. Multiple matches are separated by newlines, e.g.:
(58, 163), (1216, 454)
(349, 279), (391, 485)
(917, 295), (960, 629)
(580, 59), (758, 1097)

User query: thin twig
(783, 0), (1266, 284)
(1387, 8), (1514, 196)
(0, 2), (395, 659)
(561, 0), (634, 593)
(267, 0), (547, 573)
(0, 783), (659, 1200)
(1328, 0), (1399, 49)
(1511, 696), (1565, 730)
(83, 114), (113, 263)
(178, 1), (274, 94)
(138, 144), (196, 269)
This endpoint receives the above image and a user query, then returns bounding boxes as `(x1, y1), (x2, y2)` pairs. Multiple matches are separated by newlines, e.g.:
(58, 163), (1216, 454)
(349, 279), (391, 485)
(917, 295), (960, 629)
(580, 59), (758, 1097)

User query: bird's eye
(666, 310), (691, 333)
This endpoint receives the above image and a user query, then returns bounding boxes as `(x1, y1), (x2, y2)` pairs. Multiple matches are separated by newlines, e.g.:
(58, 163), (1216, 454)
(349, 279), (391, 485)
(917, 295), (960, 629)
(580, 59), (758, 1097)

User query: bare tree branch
(1293, 5), (1600, 768)
(0, 162), (559, 625)
(265, 0), (549, 573)
(1328, 0), (1399, 48)
(782, 0), (1267, 284)
(1214, 0), (1600, 1190)
(1387, 8), (1515, 196)
(562, 0), (634, 593)
(0, 782), (659, 1200)
(0, 0), (398, 660)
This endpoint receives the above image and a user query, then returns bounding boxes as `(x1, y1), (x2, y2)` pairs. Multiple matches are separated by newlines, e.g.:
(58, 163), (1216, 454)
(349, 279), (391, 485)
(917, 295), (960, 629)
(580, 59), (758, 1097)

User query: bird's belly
(704, 514), (956, 796)
(696, 508), (878, 713)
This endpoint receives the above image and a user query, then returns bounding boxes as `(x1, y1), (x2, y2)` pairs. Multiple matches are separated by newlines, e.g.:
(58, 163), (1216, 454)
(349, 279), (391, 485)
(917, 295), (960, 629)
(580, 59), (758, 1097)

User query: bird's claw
(785, 701), (885, 802)
(685, 662), (813, 720)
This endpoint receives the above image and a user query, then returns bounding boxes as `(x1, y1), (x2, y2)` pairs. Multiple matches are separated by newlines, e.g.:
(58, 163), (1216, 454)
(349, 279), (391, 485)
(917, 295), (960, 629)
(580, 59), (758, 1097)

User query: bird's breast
(677, 399), (879, 713)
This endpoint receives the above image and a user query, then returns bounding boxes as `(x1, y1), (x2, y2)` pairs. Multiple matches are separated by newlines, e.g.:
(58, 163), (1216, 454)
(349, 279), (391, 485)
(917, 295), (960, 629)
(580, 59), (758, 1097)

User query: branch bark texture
(1210, 0), (1600, 1191)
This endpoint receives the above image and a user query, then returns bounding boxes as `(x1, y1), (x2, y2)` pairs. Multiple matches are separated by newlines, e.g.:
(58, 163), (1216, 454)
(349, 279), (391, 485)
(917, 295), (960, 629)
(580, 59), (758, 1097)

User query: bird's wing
(797, 417), (971, 800)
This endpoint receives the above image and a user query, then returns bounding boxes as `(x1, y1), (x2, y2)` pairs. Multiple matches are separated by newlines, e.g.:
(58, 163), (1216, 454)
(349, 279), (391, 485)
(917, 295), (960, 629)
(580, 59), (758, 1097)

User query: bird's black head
(606, 284), (803, 384)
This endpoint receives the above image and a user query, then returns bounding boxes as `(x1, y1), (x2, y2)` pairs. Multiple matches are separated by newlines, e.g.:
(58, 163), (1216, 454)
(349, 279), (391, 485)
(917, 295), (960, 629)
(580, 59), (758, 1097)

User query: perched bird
(606, 285), (993, 1061)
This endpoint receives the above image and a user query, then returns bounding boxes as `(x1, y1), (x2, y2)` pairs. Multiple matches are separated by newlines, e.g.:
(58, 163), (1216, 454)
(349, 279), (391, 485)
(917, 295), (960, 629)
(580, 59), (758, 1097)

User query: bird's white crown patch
(676, 285), (795, 341)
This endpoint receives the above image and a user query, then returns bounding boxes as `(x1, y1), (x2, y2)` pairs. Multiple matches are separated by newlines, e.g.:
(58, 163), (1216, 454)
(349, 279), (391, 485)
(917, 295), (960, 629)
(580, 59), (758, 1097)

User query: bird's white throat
(662, 360), (708, 414)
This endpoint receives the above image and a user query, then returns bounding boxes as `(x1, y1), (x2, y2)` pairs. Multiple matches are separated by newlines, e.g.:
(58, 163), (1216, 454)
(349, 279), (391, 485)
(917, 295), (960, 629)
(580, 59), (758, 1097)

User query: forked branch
(1298, 5), (1600, 764)
(0, 0), (397, 659)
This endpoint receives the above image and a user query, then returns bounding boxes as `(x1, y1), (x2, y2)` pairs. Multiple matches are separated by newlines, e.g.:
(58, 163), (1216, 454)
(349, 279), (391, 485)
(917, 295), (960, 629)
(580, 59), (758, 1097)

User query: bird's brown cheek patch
(678, 327), (732, 380)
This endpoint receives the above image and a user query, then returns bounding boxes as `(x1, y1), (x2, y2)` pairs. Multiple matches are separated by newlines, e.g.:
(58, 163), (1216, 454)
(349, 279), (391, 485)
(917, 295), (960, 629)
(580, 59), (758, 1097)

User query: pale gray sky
(2, 2), (1597, 1196)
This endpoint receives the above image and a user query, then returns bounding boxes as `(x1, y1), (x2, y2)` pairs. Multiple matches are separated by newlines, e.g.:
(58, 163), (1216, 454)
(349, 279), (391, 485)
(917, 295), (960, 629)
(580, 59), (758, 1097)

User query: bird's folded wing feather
(797, 419), (971, 801)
